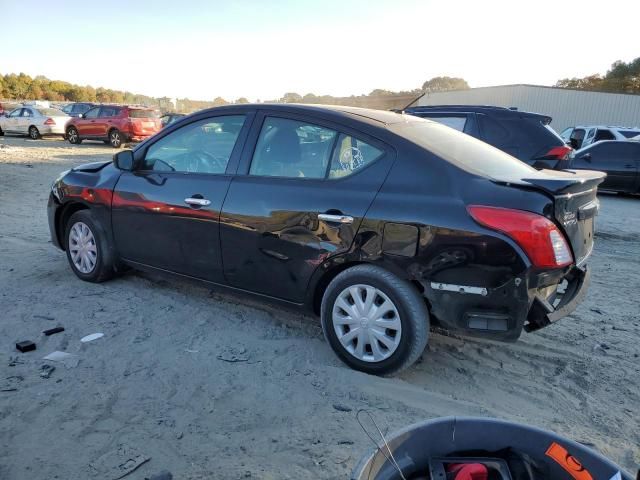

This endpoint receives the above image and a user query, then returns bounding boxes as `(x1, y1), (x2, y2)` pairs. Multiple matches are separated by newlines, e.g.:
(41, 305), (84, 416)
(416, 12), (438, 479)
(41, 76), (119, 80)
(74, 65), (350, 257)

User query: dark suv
(404, 106), (571, 169)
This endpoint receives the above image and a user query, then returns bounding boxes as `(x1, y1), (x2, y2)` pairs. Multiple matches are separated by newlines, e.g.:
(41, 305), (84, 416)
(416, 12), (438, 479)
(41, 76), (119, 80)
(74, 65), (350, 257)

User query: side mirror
(113, 150), (134, 171)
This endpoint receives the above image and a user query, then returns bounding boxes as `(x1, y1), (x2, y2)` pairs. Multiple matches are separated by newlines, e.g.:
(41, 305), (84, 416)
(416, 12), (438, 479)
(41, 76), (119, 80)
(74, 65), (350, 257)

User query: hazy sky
(3, 0), (639, 101)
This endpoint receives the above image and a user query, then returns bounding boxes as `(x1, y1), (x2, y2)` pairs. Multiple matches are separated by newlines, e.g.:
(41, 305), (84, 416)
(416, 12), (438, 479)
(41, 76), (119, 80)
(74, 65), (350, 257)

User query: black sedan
(48, 104), (605, 375)
(569, 140), (640, 194)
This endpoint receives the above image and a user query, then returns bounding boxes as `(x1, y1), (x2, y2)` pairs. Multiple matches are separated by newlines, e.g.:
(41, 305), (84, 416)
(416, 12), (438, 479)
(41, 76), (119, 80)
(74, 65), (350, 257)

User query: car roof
(404, 104), (552, 120)
(572, 125), (640, 130)
(193, 103), (417, 127)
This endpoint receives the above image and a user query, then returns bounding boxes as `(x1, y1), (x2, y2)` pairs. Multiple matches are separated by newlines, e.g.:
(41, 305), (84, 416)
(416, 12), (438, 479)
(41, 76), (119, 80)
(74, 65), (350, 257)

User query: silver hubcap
(68, 130), (77, 142)
(30, 128), (37, 139)
(111, 132), (120, 146)
(69, 222), (97, 274)
(332, 284), (402, 363)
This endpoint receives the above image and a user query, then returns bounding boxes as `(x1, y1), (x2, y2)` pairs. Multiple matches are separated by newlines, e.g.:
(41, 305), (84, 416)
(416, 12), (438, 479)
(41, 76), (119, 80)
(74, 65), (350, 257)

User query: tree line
(555, 57), (640, 94)
(0, 72), (469, 112)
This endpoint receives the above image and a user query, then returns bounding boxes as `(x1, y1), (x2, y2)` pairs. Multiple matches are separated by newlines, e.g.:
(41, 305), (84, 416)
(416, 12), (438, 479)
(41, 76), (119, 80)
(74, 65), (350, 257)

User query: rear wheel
(28, 126), (40, 140)
(109, 129), (123, 148)
(321, 265), (429, 375)
(64, 210), (114, 283)
(67, 127), (81, 144)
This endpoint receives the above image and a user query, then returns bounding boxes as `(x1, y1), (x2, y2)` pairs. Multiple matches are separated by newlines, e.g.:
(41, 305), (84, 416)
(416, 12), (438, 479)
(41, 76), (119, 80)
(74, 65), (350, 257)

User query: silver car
(0, 106), (70, 139)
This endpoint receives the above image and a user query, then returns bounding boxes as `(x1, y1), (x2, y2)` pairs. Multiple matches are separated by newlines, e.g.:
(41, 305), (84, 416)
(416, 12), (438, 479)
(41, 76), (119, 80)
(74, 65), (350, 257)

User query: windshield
(391, 118), (538, 179)
(129, 109), (161, 118)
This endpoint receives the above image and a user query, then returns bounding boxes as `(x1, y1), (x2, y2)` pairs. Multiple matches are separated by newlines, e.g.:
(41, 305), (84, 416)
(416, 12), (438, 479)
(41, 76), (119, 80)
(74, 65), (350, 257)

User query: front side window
(83, 107), (100, 119)
(142, 115), (246, 174)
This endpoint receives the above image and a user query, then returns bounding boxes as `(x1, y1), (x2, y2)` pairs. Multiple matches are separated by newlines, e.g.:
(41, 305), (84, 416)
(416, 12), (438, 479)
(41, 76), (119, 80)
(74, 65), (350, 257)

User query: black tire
(64, 210), (114, 283)
(321, 264), (429, 376)
(28, 126), (40, 140)
(0, 126), (4, 136)
(67, 126), (82, 144)
(109, 129), (123, 148)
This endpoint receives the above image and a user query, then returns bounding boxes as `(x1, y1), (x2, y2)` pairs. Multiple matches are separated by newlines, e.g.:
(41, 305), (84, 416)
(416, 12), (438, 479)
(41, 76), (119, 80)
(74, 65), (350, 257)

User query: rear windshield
(391, 118), (537, 178)
(37, 108), (69, 117)
(619, 130), (640, 138)
(129, 109), (160, 118)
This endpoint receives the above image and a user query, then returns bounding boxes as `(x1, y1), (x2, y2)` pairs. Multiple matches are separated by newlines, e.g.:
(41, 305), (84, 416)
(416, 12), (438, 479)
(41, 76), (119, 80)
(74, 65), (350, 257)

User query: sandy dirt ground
(0, 135), (638, 479)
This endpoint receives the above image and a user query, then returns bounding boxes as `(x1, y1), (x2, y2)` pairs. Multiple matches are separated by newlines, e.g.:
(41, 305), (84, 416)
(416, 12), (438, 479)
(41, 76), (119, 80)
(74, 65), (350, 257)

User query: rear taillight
(44, 118), (55, 125)
(544, 145), (572, 160)
(467, 206), (573, 268)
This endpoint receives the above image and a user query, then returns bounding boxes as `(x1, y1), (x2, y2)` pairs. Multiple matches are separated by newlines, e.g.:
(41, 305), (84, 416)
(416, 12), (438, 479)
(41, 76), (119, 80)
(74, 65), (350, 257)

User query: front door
(574, 142), (638, 192)
(112, 113), (252, 281)
(220, 112), (393, 302)
(3, 108), (22, 132)
(78, 107), (101, 136)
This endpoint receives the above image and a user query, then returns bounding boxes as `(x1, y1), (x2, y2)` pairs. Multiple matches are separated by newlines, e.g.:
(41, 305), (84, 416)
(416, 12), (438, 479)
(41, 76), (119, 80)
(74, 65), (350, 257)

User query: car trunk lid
(491, 168), (606, 266)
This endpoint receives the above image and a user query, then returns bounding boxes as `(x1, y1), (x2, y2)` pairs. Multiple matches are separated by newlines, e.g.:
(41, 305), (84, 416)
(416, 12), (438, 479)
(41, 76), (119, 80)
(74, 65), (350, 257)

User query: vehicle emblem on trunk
(563, 211), (577, 226)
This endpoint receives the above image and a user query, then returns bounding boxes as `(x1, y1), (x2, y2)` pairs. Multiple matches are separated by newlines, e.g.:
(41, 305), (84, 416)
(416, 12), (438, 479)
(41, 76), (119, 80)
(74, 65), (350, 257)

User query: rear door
(95, 106), (119, 138)
(219, 111), (394, 302)
(112, 112), (252, 281)
(19, 108), (35, 133)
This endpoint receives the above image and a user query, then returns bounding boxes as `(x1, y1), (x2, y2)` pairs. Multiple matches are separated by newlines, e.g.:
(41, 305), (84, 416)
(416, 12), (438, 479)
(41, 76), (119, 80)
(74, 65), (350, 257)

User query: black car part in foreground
(47, 104), (605, 375)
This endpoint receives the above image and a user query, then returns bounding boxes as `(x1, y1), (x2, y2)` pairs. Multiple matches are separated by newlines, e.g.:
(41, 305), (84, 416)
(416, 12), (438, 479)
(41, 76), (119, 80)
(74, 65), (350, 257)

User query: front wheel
(28, 126), (40, 140)
(321, 265), (429, 376)
(109, 129), (123, 148)
(64, 210), (114, 283)
(67, 127), (81, 144)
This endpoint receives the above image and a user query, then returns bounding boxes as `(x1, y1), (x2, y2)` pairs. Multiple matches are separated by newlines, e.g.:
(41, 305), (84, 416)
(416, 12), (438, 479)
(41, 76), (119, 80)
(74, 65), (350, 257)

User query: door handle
(318, 213), (353, 224)
(184, 197), (211, 207)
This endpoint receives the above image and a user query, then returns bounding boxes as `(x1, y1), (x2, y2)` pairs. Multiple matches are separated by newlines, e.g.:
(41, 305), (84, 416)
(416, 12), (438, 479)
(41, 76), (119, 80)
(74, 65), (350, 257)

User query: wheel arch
(308, 258), (422, 315)
(56, 202), (90, 250)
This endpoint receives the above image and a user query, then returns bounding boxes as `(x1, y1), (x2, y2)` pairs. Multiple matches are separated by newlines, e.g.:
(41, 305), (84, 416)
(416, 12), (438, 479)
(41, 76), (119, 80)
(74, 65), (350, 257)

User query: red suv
(66, 105), (162, 148)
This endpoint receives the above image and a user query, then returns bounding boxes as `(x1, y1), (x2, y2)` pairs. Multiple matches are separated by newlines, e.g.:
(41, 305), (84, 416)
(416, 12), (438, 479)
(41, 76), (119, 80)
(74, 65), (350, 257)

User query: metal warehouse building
(415, 84), (640, 133)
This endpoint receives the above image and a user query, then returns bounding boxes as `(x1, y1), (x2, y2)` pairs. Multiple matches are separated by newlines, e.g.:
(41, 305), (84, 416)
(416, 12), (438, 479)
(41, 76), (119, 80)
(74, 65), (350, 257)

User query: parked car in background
(62, 102), (97, 118)
(0, 106), (70, 139)
(569, 140), (639, 193)
(0, 101), (22, 117)
(65, 105), (162, 147)
(161, 112), (186, 128)
(48, 104), (604, 375)
(560, 125), (640, 150)
(403, 106), (571, 169)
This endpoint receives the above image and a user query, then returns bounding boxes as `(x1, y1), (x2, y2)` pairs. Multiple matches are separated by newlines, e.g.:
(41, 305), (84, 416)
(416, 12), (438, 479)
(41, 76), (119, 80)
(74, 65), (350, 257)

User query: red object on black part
(447, 463), (488, 480)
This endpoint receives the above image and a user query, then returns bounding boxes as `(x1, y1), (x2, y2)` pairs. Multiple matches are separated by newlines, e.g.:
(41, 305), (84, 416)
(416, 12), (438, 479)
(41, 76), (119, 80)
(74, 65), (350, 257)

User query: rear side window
(250, 117), (337, 179)
(594, 129), (616, 142)
(391, 119), (537, 179)
(129, 109), (160, 118)
(478, 115), (509, 144)
(416, 115), (467, 132)
(249, 116), (382, 179)
(329, 134), (384, 179)
(619, 130), (640, 139)
(99, 107), (119, 117)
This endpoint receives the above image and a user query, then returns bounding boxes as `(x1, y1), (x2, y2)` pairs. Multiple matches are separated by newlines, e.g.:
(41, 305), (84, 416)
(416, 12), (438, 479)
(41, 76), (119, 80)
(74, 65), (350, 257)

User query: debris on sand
(16, 340), (36, 353)
(217, 346), (249, 363)
(81, 332), (104, 343)
(43, 351), (79, 369)
(89, 444), (150, 480)
(43, 326), (65, 336)
(332, 403), (352, 412)
(40, 364), (56, 379)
